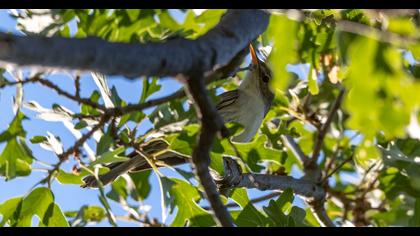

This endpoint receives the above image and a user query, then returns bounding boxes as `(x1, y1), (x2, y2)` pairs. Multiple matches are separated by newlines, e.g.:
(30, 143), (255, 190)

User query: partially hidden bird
(82, 44), (274, 188)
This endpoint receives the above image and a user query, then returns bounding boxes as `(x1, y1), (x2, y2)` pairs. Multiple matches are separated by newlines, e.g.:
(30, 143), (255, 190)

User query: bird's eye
(262, 74), (270, 83)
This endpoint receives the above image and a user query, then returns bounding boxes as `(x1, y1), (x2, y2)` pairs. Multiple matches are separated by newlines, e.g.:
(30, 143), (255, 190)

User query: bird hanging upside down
(82, 44), (274, 188)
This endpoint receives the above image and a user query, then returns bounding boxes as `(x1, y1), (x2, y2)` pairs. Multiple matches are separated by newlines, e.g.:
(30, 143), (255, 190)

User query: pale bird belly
(221, 93), (265, 143)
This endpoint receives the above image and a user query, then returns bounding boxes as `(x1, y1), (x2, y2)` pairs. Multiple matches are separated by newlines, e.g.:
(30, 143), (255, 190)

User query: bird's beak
(249, 44), (260, 66)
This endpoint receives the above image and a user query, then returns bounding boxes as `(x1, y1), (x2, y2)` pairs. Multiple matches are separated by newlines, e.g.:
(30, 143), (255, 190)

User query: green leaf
(229, 188), (250, 209)
(220, 135), (286, 172)
(158, 10), (181, 31)
(194, 10), (226, 36)
(29, 135), (47, 144)
(0, 112), (27, 143)
(263, 200), (288, 226)
(129, 170), (152, 201)
(96, 133), (113, 155)
(276, 188), (294, 209)
(149, 99), (192, 130)
(56, 170), (84, 185)
(106, 177), (128, 202)
(262, 189), (306, 227)
(74, 120), (88, 130)
(268, 14), (299, 91)
(234, 202), (269, 226)
(409, 43), (420, 61)
(378, 140), (420, 199)
(91, 146), (129, 166)
(307, 65), (319, 95)
(0, 138), (33, 180)
(165, 124), (199, 157)
(305, 207), (321, 226)
(0, 197), (23, 226)
(17, 187), (69, 226)
(82, 205), (106, 222)
(409, 198), (420, 226)
(157, 175), (175, 224)
(39, 203), (69, 227)
(379, 167), (420, 199)
(165, 124), (287, 173)
(168, 178), (215, 226)
(140, 77), (161, 103)
(125, 9), (141, 22)
(59, 24), (71, 37)
(387, 17), (417, 36)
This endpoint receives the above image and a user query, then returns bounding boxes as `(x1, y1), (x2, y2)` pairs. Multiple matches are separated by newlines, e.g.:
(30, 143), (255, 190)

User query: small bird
(82, 44), (274, 188)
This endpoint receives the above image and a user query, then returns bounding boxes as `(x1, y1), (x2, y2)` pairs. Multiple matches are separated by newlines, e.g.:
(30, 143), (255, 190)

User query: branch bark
(0, 10), (269, 79)
(310, 88), (346, 165)
(215, 156), (325, 202)
(280, 134), (309, 166)
(185, 76), (234, 227)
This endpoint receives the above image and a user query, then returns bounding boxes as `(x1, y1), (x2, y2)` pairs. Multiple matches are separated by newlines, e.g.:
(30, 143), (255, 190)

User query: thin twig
(38, 116), (109, 187)
(310, 88), (346, 165)
(35, 77), (106, 110)
(321, 154), (354, 184)
(72, 88), (185, 120)
(75, 74), (81, 99)
(0, 77), (37, 88)
(59, 115), (108, 161)
(280, 134), (309, 166)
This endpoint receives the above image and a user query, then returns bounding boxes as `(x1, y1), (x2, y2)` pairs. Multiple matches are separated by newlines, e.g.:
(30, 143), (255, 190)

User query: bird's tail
(81, 139), (188, 188)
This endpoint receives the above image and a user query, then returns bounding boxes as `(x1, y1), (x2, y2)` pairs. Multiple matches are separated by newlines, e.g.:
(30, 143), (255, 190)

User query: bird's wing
(216, 89), (239, 111)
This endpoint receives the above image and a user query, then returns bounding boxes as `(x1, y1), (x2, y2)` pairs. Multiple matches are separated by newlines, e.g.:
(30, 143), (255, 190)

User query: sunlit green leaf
(91, 146), (129, 166)
(168, 178), (215, 226)
(268, 14), (299, 91)
(56, 170), (84, 185)
(17, 187), (69, 227)
(0, 197), (23, 226)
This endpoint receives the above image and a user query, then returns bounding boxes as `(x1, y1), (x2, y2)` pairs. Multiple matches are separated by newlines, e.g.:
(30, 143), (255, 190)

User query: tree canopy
(1, 9), (420, 227)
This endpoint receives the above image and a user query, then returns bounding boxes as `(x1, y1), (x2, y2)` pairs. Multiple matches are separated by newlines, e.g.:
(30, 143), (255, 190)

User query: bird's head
(248, 44), (275, 111)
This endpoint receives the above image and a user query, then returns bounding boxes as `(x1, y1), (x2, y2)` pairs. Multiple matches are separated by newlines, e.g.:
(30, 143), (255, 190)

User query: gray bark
(0, 10), (269, 78)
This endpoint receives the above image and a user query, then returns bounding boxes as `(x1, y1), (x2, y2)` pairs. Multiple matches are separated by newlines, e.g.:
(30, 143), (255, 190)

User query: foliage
(1, 9), (420, 227)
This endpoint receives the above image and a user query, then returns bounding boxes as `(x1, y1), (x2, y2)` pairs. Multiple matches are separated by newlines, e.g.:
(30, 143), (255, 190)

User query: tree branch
(215, 156), (336, 226)
(72, 46), (249, 121)
(0, 10), (269, 78)
(215, 156), (325, 202)
(184, 75), (234, 227)
(310, 201), (336, 227)
(34, 77), (106, 110)
(310, 88), (346, 165)
(280, 134), (309, 166)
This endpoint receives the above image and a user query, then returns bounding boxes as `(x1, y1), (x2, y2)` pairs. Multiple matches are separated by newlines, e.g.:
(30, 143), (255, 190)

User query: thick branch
(216, 156), (325, 202)
(0, 10), (269, 78)
(72, 46), (249, 121)
(216, 156), (336, 226)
